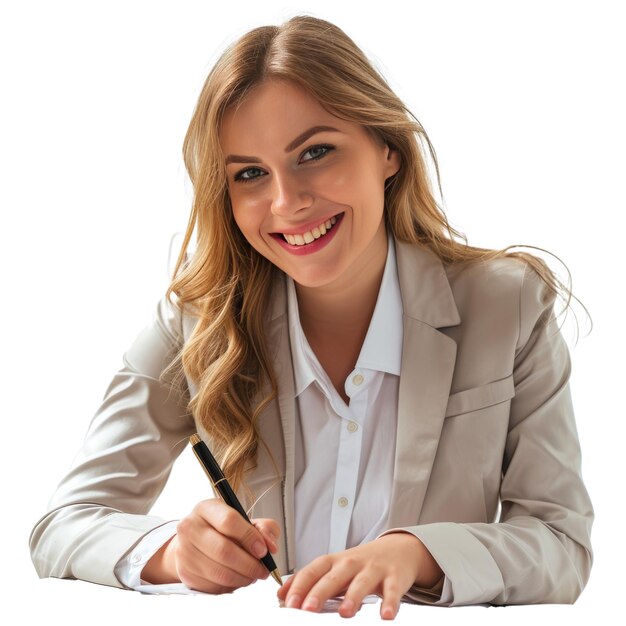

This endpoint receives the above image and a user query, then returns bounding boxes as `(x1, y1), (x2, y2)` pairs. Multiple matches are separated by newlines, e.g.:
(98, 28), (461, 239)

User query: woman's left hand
(276, 531), (444, 620)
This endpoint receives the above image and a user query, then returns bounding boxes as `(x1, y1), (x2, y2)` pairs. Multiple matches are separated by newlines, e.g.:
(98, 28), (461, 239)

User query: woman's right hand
(141, 498), (280, 593)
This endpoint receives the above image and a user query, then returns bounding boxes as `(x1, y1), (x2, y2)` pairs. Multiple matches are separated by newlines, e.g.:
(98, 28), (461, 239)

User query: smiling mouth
(273, 213), (343, 246)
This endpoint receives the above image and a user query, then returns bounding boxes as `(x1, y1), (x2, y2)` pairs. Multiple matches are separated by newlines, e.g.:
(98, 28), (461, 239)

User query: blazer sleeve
(378, 262), (595, 606)
(29, 292), (196, 589)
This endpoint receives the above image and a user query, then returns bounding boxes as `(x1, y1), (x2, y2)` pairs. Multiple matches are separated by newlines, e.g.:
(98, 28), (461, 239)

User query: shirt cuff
(407, 574), (453, 604)
(114, 520), (179, 589)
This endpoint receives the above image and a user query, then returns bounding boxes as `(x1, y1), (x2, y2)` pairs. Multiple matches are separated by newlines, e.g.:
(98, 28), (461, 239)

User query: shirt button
(352, 373), (364, 386)
(132, 553), (143, 564)
(338, 497), (349, 507)
(347, 421), (359, 433)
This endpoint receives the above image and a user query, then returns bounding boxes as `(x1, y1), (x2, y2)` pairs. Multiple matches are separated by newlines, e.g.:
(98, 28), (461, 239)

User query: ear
(383, 143), (401, 180)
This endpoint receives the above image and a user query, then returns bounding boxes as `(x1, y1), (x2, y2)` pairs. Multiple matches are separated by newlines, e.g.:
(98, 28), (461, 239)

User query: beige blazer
(29, 237), (594, 606)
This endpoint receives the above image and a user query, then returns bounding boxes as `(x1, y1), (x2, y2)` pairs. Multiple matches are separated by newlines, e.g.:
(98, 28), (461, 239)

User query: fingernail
(286, 594), (301, 609)
(302, 596), (319, 611)
(253, 541), (267, 558)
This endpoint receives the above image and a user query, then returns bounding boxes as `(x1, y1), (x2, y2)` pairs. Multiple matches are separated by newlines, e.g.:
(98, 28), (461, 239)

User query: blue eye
(301, 145), (331, 162)
(233, 144), (334, 183)
(235, 166), (264, 183)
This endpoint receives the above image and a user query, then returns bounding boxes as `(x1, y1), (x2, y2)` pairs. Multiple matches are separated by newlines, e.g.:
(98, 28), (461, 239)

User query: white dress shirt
(114, 233), (451, 602)
(290, 235), (403, 568)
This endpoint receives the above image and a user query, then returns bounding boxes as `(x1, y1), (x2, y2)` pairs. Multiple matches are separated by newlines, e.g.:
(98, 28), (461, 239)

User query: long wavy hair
(161, 14), (591, 502)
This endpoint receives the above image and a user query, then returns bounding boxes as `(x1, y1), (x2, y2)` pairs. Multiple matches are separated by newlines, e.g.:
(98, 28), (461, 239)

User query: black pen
(189, 433), (283, 586)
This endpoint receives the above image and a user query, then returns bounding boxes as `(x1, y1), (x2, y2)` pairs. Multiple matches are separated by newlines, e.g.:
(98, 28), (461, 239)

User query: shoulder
(444, 254), (527, 313)
(158, 249), (202, 344)
(444, 253), (558, 352)
(143, 289), (202, 354)
(446, 252), (555, 305)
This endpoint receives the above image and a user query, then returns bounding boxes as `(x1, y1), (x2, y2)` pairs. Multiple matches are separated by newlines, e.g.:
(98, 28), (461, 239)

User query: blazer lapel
(386, 239), (461, 530)
(265, 271), (298, 573)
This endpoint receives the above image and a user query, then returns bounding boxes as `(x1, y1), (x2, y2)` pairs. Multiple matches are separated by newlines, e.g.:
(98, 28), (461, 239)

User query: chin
(286, 268), (342, 289)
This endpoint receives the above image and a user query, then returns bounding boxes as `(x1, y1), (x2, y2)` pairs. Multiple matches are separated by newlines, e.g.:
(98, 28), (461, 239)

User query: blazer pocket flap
(445, 374), (515, 418)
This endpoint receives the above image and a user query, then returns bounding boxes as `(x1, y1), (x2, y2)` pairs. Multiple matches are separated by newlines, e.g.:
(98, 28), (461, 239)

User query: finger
(176, 535), (254, 593)
(379, 576), (404, 620)
(204, 526), (270, 581)
(284, 556), (333, 610)
(196, 499), (269, 561)
(338, 571), (380, 618)
(181, 518), (269, 583)
(298, 558), (356, 612)
(251, 519), (279, 553)
(251, 518), (280, 542)
(277, 574), (295, 601)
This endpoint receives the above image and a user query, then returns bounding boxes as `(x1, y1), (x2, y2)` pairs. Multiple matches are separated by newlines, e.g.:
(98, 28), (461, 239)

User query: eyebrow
(224, 125), (340, 165)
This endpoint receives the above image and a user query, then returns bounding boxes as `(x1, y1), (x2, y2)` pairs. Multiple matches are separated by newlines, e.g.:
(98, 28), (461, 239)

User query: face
(219, 79), (401, 290)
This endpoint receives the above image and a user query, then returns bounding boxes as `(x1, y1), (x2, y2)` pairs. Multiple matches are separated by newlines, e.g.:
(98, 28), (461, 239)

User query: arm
(29, 293), (196, 589)
(379, 262), (595, 606)
(115, 521), (179, 588)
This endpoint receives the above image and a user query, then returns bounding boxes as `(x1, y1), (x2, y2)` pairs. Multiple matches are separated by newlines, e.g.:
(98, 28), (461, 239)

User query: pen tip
(271, 569), (283, 586)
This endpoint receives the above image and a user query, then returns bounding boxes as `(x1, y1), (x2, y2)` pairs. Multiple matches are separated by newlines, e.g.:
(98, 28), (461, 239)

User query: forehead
(219, 80), (351, 150)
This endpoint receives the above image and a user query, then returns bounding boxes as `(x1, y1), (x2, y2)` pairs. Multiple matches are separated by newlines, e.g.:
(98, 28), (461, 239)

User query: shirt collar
(355, 232), (403, 376)
(287, 231), (403, 397)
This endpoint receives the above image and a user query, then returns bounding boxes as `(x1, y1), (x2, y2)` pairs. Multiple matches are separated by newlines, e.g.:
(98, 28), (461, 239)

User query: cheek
(314, 158), (382, 207)
(234, 216), (259, 248)
(231, 200), (265, 242)
(313, 165), (352, 203)
(317, 167), (348, 194)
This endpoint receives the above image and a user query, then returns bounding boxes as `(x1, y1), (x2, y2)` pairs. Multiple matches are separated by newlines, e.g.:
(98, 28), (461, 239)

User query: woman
(29, 14), (594, 619)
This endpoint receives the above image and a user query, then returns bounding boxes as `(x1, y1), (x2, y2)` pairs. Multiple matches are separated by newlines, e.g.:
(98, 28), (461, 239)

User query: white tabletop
(22, 575), (598, 626)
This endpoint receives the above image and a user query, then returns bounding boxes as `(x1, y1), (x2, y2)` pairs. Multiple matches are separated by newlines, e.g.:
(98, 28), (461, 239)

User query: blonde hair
(162, 15), (591, 501)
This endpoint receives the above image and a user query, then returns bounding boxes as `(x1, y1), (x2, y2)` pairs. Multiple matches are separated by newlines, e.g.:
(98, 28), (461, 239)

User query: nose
(270, 169), (313, 218)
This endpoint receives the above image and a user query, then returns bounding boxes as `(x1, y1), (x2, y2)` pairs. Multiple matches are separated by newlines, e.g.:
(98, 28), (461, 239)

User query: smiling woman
(30, 13), (594, 620)
(220, 79), (400, 291)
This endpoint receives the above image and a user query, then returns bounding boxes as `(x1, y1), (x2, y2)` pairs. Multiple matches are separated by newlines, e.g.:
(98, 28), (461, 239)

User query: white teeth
(282, 215), (340, 246)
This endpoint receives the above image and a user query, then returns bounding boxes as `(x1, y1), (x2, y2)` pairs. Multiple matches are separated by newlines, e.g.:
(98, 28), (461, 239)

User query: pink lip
(271, 212), (344, 256)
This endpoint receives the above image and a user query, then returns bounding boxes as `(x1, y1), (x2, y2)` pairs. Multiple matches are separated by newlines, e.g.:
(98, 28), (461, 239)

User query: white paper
(134, 573), (380, 610)
(134, 582), (204, 595)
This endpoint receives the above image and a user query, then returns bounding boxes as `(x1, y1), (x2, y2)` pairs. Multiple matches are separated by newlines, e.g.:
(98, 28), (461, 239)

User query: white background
(2, 1), (623, 623)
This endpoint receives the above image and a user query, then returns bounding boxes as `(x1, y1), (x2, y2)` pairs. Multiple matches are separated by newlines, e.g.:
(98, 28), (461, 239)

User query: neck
(295, 225), (388, 339)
